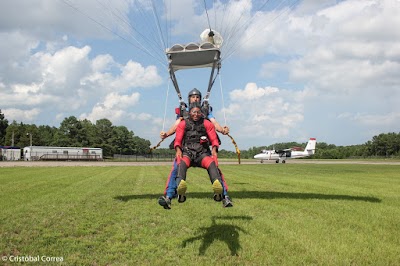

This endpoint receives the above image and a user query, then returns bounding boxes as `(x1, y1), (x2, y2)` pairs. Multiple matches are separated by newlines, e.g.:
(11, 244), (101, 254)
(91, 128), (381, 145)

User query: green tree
(111, 126), (135, 155)
(57, 116), (83, 146)
(4, 121), (21, 146)
(80, 119), (97, 147)
(0, 109), (9, 145)
(132, 136), (151, 154)
(37, 125), (58, 146)
(4, 121), (39, 148)
(95, 119), (115, 157)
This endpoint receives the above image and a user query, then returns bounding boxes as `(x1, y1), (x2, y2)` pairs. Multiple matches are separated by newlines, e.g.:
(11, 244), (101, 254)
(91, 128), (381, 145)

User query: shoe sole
(158, 197), (171, 209)
(223, 201), (233, 208)
(212, 180), (223, 195)
(213, 194), (222, 202)
(177, 180), (187, 203)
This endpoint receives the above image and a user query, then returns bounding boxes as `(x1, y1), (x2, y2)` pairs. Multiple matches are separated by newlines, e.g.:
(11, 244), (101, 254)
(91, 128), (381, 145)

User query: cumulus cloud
(222, 83), (306, 141)
(2, 108), (41, 122)
(230, 83), (279, 101)
(81, 92), (141, 121)
(338, 112), (400, 127)
(1, 41), (163, 125)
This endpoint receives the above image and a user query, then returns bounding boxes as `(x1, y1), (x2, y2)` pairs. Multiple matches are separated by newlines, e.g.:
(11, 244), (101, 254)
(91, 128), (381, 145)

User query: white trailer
(23, 146), (103, 161)
(0, 146), (21, 161)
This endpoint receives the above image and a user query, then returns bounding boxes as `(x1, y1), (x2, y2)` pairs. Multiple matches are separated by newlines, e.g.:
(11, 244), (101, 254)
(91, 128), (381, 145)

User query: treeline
(150, 133), (400, 160)
(243, 133), (400, 159)
(0, 111), (150, 157)
(1, 110), (400, 159)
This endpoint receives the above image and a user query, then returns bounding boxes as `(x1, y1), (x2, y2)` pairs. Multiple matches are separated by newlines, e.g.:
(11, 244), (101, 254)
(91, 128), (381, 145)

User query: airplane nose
(254, 154), (261, 159)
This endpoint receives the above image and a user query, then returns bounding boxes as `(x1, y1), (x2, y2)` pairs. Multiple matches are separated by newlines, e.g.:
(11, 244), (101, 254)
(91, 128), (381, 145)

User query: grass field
(1, 163), (399, 265)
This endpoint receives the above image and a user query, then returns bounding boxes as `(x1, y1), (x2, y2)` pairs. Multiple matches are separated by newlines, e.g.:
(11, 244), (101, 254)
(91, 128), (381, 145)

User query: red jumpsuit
(173, 118), (226, 193)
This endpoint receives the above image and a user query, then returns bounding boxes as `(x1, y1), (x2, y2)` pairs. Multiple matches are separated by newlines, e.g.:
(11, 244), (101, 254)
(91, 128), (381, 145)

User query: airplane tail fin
(305, 138), (317, 154)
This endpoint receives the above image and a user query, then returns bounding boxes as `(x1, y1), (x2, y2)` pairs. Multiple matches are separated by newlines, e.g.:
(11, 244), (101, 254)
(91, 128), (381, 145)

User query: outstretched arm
(209, 117), (229, 135)
(160, 118), (183, 139)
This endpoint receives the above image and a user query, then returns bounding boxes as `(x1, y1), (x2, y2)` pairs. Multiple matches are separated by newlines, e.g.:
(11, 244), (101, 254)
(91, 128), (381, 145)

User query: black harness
(181, 118), (211, 165)
(169, 102), (220, 149)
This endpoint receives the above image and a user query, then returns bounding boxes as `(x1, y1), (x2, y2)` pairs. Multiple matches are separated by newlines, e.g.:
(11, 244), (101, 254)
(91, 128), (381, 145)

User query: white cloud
(338, 112), (400, 127)
(222, 83), (306, 140)
(2, 108), (41, 122)
(230, 83), (279, 101)
(0, 37), (163, 124)
(103, 92), (140, 109)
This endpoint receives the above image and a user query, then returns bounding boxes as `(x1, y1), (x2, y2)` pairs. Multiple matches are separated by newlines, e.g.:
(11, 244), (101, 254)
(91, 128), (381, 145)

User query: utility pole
(27, 133), (32, 160)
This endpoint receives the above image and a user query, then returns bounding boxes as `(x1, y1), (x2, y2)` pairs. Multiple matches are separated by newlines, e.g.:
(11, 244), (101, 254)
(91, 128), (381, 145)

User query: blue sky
(1, 0), (400, 151)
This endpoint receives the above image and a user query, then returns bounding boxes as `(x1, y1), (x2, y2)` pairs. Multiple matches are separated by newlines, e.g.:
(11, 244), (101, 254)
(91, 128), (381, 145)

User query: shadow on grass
(181, 215), (253, 256)
(114, 191), (380, 203)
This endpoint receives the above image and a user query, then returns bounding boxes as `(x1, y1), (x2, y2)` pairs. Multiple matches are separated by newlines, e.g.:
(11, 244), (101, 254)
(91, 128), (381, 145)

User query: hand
(176, 148), (182, 159)
(222, 126), (230, 135)
(160, 131), (168, 139)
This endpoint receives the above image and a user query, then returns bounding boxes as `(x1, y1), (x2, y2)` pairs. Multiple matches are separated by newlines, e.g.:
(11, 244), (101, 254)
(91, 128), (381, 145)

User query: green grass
(1, 164), (399, 265)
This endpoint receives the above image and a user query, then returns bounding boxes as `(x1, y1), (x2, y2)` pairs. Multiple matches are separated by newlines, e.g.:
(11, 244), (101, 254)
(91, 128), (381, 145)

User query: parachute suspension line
(216, 0), (230, 54)
(127, 0), (168, 63)
(217, 72), (241, 165)
(218, 73), (227, 126)
(150, 0), (168, 55)
(94, 0), (159, 59)
(203, 0), (212, 32)
(203, 61), (220, 103)
(223, 0), (301, 62)
(221, 0), (271, 60)
(218, 0), (254, 55)
(60, 0), (166, 68)
(149, 73), (172, 152)
(162, 79), (171, 132)
(94, 0), (132, 36)
(166, 0), (171, 49)
(213, 0), (217, 31)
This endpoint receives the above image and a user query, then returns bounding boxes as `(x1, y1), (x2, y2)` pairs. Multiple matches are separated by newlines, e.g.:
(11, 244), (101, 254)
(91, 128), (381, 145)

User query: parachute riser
(203, 59), (221, 104)
(166, 41), (221, 111)
(168, 66), (184, 103)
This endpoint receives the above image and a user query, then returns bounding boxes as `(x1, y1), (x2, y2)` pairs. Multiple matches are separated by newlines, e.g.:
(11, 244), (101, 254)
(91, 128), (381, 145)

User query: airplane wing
(275, 148), (291, 153)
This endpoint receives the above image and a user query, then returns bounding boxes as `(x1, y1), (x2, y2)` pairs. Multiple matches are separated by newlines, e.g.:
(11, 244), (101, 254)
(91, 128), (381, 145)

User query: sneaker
(212, 179), (223, 195)
(177, 180), (187, 203)
(158, 196), (171, 209)
(213, 193), (222, 202)
(222, 196), (233, 208)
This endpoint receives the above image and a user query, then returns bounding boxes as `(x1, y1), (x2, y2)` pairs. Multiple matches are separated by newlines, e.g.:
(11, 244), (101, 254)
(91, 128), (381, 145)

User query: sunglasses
(190, 110), (202, 115)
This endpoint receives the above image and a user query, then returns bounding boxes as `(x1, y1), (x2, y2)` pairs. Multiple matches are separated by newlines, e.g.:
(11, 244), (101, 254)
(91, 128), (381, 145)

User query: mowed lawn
(1, 163), (399, 265)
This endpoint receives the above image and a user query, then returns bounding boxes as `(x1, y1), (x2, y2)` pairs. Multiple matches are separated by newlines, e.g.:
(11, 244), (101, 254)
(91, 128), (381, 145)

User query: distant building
(0, 146), (21, 161)
(23, 146), (103, 161)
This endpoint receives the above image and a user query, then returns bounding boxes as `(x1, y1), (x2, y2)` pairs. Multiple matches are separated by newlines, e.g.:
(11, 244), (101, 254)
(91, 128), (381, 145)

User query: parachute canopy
(166, 29), (222, 102)
(166, 42), (220, 71)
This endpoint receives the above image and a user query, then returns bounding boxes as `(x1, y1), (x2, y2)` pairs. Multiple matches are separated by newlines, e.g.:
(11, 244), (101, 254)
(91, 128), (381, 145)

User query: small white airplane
(254, 138), (317, 163)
